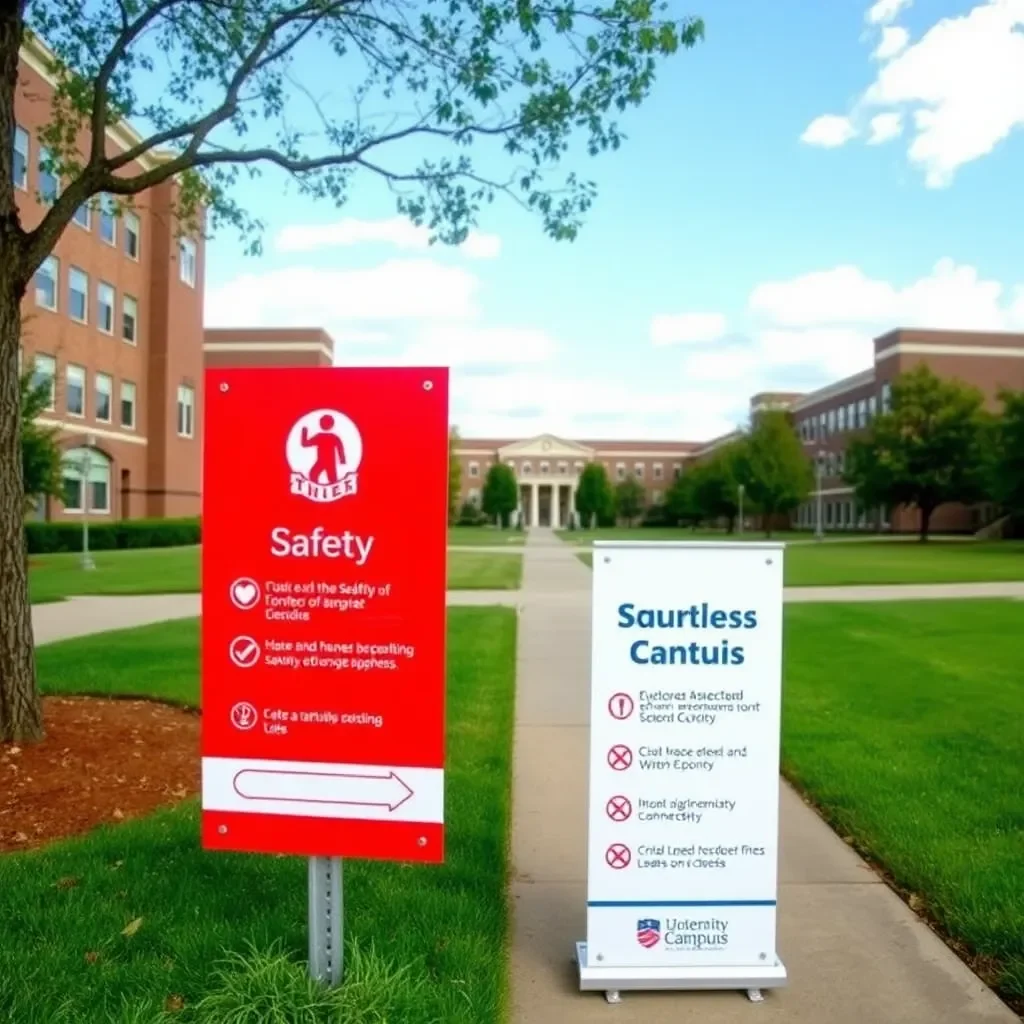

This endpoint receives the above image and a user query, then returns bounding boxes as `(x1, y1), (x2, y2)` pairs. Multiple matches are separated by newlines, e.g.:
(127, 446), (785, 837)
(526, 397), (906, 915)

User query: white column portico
(529, 483), (539, 528)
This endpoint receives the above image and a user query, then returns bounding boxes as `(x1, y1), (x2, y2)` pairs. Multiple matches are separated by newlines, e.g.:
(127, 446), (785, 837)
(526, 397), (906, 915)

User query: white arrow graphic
(232, 768), (414, 811)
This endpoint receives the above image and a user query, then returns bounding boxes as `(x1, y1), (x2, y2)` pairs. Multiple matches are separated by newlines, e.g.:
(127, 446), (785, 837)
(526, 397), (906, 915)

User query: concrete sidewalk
(509, 529), (1017, 1023)
(31, 589), (521, 645)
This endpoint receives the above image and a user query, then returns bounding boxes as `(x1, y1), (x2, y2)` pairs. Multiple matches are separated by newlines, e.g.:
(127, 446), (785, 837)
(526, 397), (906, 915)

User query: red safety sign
(201, 367), (449, 863)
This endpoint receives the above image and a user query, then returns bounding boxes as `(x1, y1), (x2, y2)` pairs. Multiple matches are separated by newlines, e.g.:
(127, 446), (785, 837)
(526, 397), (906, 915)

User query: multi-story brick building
(457, 329), (1024, 533)
(684, 328), (1024, 534)
(786, 328), (1024, 534)
(16, 34), (205, 522)
(454, 436), (698, 527)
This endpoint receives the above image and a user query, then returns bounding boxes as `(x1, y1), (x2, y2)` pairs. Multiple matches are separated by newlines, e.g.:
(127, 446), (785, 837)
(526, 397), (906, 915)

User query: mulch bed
(0, 696), (199, 853)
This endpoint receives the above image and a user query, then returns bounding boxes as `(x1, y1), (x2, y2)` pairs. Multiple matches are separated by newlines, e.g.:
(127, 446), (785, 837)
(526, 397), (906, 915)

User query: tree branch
(90, 0), (185, 166)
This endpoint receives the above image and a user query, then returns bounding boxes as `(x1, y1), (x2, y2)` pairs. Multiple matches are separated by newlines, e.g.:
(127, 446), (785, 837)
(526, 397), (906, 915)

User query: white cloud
(451, 371), (740, 442)
(807, 1), (1024, 186)
(800, 114), (857, 148)
(275, 216), (501, 259)
(402, 325), (557, 370)
(873, 25), (909, 60)
(867, 112), (903, 144)
(866, 0), (912, 25)
(749, 258), (1014, 331)
(205, 259), (480, 326)
(650, 312), (728, 346)
(754, 328), (874, 380)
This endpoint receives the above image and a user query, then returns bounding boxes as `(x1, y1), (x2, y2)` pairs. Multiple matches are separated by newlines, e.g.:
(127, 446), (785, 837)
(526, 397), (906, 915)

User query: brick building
(457, 329), (1024, 533)
(16, 34), (205, 522)
(454, 436), (698, 527)
(786, 328), (1024, 534)
(203, 327), (334, 370)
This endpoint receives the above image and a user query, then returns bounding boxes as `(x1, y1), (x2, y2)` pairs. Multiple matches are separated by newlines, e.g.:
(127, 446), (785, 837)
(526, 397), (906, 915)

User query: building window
(540, 461), (550, 474)
(818, 412), (826, 436)
(13, 125), (28, 189)
(68, 266), (89, 323)
(652, 489), (662, 503)
(616, 462), (626, 481)
(881, 381), (892, 412)
(468, 487), (481, 505)
(97, 281), (115, 334)
(521, 461), (531, 474)
(848, 402), (856, 428)
(179, 237), (197, 287)
(99, 193), (117, 245)
(634, 463), (644, 480)
(558, 461), (568, 474)
(37, 145), (58, 204)
(95, 373), (112, 422)
(124, 211), (140, 259)
(653, 463), (663, 480)
(122, 294), (138, 344)
(827, 408), (836, 435)
(62, 447), (111, 515)
(66, 364), (86, 417)
(826, 502), (834, 527)
(673, 463), (682, 479)
(35, 255), (58, 311)
(72, 202), (90, 229)
(505, 460), (515, 472)
(177, 384), (195, 438)
(868, 395), (877, 418)
(468, 461), (479, 477)
(32, 354), (56, 411)
(857, 399), (867, 428)
(837, 406), (846, 431)
(121, 381), (137, 430)
(574, 461), (584, 471)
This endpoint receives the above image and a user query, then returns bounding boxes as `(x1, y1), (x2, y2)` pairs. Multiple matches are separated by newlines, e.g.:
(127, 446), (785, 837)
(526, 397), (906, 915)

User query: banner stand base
(574, 941), (787, 1003)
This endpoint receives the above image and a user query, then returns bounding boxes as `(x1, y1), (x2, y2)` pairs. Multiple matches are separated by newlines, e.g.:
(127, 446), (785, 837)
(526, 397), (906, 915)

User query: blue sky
(203, 0), (1024, 441)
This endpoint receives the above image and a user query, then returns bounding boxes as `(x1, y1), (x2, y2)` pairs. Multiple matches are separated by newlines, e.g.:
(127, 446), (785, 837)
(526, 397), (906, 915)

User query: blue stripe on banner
(587, 900), (777, 908)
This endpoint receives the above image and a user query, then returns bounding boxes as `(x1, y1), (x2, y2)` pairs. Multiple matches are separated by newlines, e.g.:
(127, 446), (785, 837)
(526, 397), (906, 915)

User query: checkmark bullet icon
(229, 636), (261, 668)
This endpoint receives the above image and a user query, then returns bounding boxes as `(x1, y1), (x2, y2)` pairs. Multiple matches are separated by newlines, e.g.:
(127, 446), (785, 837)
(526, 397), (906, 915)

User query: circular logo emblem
(286, 409), (363, 503)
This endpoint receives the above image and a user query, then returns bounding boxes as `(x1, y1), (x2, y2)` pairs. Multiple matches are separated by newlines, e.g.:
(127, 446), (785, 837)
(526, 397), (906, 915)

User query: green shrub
(25, 517), (201, 554)
(457, 501), (488, 526)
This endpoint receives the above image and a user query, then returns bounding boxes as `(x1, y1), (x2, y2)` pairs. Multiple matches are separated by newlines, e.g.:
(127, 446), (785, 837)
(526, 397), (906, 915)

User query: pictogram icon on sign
(230, 701), (258, 731)
(606, 795), (633, 821)
(229, 635), (262, 669)
(607, 744), (633, 771)
(606, 843), (631, 869)
(230, 577), (261, 610)
(608, 692), (634, 719)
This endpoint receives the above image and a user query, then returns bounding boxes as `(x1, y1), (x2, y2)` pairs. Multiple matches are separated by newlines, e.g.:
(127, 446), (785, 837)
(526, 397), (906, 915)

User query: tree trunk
(0, 272), (41, 743)
(919, 505), (933, 543)
(0, 4), (42, 744)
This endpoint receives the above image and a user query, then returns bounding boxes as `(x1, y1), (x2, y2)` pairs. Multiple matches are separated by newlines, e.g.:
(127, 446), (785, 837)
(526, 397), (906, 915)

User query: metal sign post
(308, 856), (343, 986)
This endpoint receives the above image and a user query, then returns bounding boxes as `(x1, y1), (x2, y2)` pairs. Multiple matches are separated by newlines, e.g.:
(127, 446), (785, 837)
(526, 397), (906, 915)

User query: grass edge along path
(3, 607), (517, 1024)
(784, 599), (1024, 1012)
(573, 540), (1024, 587)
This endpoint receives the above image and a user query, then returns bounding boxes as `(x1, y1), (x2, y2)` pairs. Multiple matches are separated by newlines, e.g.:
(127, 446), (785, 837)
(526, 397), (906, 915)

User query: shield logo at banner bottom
(636, 918), (661, 948)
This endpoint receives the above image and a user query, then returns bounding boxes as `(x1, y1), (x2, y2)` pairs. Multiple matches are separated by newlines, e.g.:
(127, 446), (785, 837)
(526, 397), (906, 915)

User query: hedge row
(25, 517), (201, 554)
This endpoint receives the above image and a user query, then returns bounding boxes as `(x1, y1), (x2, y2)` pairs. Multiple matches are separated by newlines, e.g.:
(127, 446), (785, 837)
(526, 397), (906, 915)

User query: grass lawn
(29, 546), (522, 603)
(784, 600), (1024, 1004)
(447, 526), (525, 546)
(5, 606), (517, 1023)
(574, 540), (1024, 586)
(557, 526), (811, 545)
(29, 546), (201, 604)
(448, 551), (522, 590)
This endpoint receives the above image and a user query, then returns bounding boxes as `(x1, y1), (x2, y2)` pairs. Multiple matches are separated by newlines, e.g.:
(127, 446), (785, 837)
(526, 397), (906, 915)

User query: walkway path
(31, 575), (1023, 646)
(509, 529), (1016, 1023)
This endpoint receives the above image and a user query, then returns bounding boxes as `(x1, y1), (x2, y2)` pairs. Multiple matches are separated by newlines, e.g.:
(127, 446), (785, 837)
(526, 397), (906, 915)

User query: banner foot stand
(574, 942), (787, 1002)
(309, 857), (343, 987)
